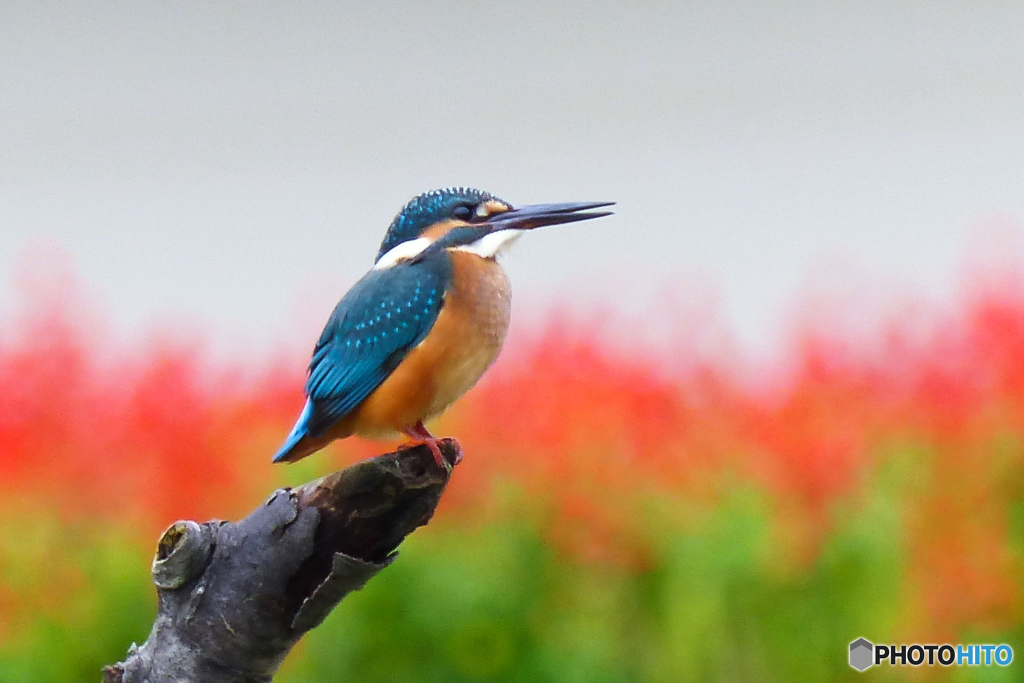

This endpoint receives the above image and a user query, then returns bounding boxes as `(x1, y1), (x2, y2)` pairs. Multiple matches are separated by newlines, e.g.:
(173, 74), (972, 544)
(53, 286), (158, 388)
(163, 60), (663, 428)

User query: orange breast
(341, 251), (512, 438)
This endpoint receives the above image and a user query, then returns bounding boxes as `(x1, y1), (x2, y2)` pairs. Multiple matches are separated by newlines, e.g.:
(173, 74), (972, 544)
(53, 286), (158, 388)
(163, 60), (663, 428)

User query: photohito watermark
(849, 638), (1013, 672)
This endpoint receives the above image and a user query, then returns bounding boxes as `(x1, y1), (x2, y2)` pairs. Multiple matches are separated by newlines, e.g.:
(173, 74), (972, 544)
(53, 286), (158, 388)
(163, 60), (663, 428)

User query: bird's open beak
(485, 201), (615, 230)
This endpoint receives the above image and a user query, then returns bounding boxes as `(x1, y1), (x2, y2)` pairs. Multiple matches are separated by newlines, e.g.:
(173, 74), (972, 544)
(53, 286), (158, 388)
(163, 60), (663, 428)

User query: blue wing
(302, 254), (451, 438)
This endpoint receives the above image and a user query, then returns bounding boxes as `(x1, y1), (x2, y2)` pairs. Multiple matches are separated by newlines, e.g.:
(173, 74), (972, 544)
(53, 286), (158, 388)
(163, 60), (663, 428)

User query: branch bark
(103, 440), (460, 683)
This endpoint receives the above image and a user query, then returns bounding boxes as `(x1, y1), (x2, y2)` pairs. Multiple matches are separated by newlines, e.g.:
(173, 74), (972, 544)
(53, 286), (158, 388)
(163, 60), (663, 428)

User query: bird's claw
(424, 438), (451, 473)
(399, 425), (459, 473)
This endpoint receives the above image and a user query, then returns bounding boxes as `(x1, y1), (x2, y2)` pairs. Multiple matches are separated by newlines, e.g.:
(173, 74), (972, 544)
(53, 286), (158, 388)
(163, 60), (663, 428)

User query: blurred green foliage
(0, 512), (152, 682)
(2, 460), (1019, 682)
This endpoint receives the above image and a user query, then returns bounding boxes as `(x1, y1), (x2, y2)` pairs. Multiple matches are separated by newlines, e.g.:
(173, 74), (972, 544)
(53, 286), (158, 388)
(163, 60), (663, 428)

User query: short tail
(272, 400), (322, 463)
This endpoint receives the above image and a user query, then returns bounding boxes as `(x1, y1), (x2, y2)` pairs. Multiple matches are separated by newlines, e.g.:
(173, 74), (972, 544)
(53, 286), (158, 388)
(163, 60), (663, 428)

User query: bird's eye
(452, 204), (474, 221)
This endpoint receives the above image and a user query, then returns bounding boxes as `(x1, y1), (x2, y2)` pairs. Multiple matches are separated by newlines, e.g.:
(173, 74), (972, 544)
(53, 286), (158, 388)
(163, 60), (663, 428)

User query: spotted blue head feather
(376, 187), (506, 262)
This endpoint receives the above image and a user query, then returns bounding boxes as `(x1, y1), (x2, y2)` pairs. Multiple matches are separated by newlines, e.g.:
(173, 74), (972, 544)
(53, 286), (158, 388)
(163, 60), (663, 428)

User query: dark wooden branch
(103, 440), (461, 683)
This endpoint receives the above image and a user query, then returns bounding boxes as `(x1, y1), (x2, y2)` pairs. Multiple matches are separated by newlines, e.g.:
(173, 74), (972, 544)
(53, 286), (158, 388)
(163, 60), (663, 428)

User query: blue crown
(376, 188), (505, 261)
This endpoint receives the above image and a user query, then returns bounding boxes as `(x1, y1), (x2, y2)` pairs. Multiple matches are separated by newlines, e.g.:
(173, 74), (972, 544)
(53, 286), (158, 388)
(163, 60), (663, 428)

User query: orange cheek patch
(420, 220), (462, 242)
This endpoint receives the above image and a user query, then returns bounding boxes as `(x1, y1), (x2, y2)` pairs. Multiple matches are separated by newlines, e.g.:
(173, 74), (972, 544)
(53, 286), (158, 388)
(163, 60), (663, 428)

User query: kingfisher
(272, 187), (614, 469)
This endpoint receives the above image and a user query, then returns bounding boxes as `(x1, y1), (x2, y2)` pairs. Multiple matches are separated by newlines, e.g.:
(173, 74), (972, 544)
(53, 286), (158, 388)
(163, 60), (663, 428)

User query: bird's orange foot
(401, 422), (459, 472)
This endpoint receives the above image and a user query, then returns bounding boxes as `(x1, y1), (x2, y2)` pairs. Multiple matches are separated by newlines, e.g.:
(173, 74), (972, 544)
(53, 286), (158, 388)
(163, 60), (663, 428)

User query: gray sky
(2, 1), (1022, 360)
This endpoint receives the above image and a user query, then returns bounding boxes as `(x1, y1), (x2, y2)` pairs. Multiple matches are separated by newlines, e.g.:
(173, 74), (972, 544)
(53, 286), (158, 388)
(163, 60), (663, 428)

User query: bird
(272, 187), (614, 469)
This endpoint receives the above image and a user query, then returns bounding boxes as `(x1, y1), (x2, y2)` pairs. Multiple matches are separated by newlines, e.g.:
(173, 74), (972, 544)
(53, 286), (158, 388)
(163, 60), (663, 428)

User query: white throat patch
(373, 237), (432, 270)
(454, 229), (524, 258)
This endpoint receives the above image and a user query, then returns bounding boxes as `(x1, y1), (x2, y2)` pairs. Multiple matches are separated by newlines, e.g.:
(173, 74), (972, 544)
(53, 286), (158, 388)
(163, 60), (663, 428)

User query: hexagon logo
(849, 638), (874, 671)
